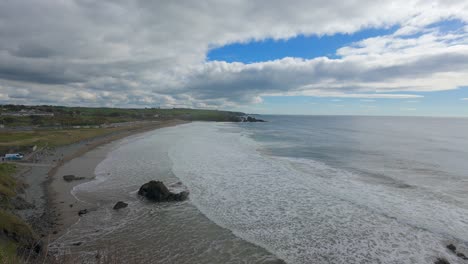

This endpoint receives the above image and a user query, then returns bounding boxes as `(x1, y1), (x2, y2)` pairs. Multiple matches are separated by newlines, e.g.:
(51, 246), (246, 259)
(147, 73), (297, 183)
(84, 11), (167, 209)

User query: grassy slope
(0, 164), (16, 200)
(0, 164), (37, 263)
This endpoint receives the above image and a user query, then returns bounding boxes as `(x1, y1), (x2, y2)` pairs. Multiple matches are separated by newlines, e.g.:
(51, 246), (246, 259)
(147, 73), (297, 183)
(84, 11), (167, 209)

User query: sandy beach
(13, 120), (188, 243)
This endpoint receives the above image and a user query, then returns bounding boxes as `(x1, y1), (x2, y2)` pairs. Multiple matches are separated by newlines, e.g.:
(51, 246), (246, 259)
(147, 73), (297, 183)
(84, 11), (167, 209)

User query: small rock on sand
(63, 175), (85, 182)
(78, 209), (88, 216)
(113, 201), (128, 210)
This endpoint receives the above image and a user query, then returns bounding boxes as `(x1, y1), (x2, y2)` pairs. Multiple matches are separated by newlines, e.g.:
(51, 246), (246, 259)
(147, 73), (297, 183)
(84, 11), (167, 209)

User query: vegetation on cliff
(0, 164), (39, 263)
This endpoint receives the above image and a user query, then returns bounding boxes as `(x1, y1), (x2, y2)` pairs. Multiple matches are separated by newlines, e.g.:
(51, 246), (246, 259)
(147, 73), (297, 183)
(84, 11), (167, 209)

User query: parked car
(4, 153), (24, 160)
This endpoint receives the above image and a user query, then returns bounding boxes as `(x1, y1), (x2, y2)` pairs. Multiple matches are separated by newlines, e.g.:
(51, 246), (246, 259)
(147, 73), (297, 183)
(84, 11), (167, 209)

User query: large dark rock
(63, 175), (85, 182)
(138, 181), (189, 202)
(113, 201), (128, 210)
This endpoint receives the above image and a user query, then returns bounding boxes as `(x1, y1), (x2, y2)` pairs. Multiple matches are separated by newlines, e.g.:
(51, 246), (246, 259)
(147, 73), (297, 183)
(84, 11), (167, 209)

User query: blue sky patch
(207, 26), (398, 63)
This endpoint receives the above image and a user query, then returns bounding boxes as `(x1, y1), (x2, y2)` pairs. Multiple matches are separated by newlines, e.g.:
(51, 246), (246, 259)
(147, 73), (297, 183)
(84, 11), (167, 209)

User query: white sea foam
(51, 122), (468, 263)
(167, 122), (467, 264)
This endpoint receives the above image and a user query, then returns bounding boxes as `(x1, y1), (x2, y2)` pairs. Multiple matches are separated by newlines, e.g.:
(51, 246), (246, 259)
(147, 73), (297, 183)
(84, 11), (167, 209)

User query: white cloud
(0, 1), (467, 108)
(462, 98), (468, 100)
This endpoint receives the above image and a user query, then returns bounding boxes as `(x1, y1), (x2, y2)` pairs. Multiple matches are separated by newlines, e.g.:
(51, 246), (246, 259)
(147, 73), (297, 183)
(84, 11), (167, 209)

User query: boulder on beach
(113, 201), (128, 210)
(78, 209), (88, 216)
(63, 175), (85, 182)
(447, 244), (456, 252)
(434, 258), (450, 264)
(138, 181), (189, 202)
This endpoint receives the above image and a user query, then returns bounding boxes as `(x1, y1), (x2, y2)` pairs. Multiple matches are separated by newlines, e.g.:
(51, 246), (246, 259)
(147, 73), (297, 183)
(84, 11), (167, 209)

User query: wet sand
(13, 120), (188, 242)
(48, 143), (115, 241)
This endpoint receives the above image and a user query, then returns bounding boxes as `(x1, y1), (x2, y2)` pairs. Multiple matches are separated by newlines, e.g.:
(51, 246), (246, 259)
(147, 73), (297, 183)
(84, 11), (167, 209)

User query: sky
(0, 1), (468, 116)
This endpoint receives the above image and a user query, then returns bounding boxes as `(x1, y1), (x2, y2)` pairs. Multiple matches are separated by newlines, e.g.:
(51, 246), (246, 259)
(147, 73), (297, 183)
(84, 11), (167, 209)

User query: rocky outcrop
(113, 201), (128, 210)
(63, 175), (85, 182)
(231, 115), (266, 122)
(243, 116), (266, 122)
(138, 181), (189, 202)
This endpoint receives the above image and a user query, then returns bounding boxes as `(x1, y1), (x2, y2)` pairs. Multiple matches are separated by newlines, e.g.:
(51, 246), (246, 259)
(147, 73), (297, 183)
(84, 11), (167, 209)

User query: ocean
(51, 116), (468, 264)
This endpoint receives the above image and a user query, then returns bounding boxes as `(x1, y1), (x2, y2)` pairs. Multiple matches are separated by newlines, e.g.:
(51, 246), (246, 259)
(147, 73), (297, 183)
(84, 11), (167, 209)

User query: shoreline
(13, 120), (189, 243)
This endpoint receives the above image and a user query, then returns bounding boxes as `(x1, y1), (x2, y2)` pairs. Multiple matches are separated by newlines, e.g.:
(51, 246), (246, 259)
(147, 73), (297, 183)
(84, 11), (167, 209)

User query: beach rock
(63, 175), (85, 182)
(447, 244), (457, 253)
(113, 201), (128, 210)
(174, 191), (189, 201)
(434, 257), (450, 264)
(78, 209), (88, 216)
(457, 252), (468, 260)
(263, 258), (287, 264)
(138, 181), (189, 202)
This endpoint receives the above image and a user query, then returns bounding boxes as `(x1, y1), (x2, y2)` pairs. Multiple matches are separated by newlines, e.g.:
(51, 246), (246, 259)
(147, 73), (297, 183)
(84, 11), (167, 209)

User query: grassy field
(0, 105), (248, 155)
(0, 127), (124, 148)
(0, 105), (245, 127)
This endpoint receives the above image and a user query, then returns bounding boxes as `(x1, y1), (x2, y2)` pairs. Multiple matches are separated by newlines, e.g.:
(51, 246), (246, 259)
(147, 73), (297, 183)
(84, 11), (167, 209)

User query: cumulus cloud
(0, 0), (468, 108)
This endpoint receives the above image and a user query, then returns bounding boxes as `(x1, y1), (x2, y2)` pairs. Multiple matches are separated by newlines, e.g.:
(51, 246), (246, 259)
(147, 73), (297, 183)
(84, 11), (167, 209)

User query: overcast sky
(1, 0), (468, 116)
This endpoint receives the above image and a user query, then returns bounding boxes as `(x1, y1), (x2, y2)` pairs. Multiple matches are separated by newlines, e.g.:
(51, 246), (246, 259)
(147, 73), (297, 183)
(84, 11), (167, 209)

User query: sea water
(50, 116), (468, 264)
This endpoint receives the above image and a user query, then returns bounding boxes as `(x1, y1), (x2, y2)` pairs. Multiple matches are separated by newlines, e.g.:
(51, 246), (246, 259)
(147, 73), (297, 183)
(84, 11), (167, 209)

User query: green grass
(0, 210), (37, 264)
(0, 210), (36, 243)
(0, 164), (17, 199)
(0, 165), (37, 263)
(0, 105), (245, 127)
(0, 239), (18, 263)
(0, 127), (127, 148)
